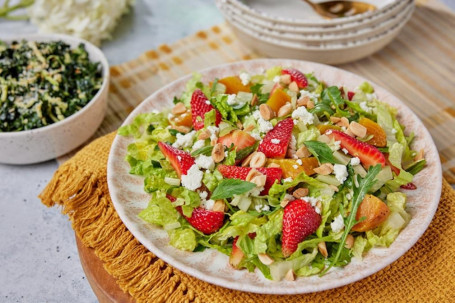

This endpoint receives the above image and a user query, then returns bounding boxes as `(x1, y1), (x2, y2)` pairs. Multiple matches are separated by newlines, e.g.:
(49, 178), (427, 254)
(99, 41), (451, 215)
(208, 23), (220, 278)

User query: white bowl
(226, 5), (413, 64)
(0, 34), (109, 164)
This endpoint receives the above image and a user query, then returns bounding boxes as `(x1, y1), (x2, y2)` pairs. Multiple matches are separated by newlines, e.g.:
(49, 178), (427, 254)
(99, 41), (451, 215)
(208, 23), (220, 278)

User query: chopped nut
(288, 81), (299, 92)
(277, 103), (292, 117)
(306, 100), (315, 109)
(212, 200), (226, 212)
(251, 94), (258, 106)
(318, 242), (328, 258)
(345, 128), (355, 137)
(313, 163), (334, 175)
(241, 152), (255, 167)
(345, 234), (355, 249)
(349, 121), (367, 138)
(280, 74), (291, 85)
(250, 151), (266, 168)
(267, 162), (281, 168)
(293, 188), (309, 199)
(211, 143), (225, 163)
(336, 117), (350, 128)
(318, 135), (331, 144)
(258, 253), (274, 265)
(330, 116), (341, 123)
(280, 199), (290, 208)
(414, 149), (424, 161)
(316, 201), (322, 210)
(259, 104), (275, 121)
(172, 102), (187, 115)
(198, 129), (211, 140)
(329, 184), (339, 192)
(284, 269), (296, 281)
(172, 126), (190, 134)
(246, 168), (262, 182)
(245, 124), (255, 132)
(211, 138), (218, 146)
(236, 120), (243, 129)
(297, 96), (309, 107)
(286, 147), (296, 159)
(251, 175), (267, 187)
(296, 146), (311, 158)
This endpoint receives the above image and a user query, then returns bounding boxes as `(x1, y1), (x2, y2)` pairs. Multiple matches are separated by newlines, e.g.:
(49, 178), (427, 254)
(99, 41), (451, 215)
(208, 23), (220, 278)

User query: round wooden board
(76, 235), (135, 303)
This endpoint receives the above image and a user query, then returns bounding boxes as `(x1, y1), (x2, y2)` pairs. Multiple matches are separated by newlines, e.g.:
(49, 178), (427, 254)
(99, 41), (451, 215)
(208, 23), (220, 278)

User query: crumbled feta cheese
(271, 138), (280, 144)
(250, 131), (262, 140)
(299, 89), (319, 103)
(255, 203), (270, 212)
(331, 140), (341, 151)
(291, 106), (314, 125)
(199, 191), (208, 200)
(333, 164), (348, 184)
(283, 177), (293, 183)
(350, 157), (360, 166)
(205, 100), (211, 105)
(172, 131), (196, 149)
(331, 214), (345, 233)
(360, 101), (373, 114)
(252, 110), (261, 120)
(201, 199), (215, 210)
(293, 164), (298, 169)
(392, 128), (397, 134)
(192, 139), (205, 151)
(342, 148), (349, 154)
(181, 164), (203, 190)
(258, 117), (274, 133)
(315, 206), (321, 214)
(326, 130), (333, 135)
(239, 72), (251, 86)
(177, 156), (182, 161)
(296, 159), (303, 165)
(226, 94), (237, 106)
(302, 196), (320, 207)
(207, 126), (219, 141)
(366, 93), (377, 102)
(195, 155), (215, 170)
(346, 193), (352, 200)
(273, 75), (281, 83)
(262, 204), (270, 211)
(168, 113), (174, 120)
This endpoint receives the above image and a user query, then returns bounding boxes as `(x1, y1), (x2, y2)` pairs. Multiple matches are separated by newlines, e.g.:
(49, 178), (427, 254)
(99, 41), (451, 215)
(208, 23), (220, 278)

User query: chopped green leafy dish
(0, 40), (103, 132)
(119, 67), (425, 280)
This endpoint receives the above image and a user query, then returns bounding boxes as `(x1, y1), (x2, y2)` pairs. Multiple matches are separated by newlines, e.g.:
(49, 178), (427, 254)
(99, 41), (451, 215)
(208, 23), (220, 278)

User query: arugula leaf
(173, 96), (183, 104)
(304, 141), (337, 164)
(191, 145), (213, 157)
(211, 179), (256, 200)
(235, 142), (258, 161)
(210, 78), (219, 97)
(405, 159), (426, 175)
(321, 86), (349, 117)
(250, 83), (270, 104)
(320, 164), (381, 275)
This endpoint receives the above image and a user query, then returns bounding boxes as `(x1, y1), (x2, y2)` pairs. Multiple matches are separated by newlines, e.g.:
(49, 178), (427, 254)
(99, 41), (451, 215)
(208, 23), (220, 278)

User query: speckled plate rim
(107, 59), (441, 295)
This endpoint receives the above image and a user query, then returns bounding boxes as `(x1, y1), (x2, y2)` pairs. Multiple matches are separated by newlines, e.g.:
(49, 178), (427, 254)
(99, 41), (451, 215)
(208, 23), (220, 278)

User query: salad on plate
(119, 66), (426, 281)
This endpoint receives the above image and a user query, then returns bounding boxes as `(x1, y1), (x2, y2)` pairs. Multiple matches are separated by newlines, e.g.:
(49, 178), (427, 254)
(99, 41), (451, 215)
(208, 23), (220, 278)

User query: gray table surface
(0, 1), (222, 302)
(1, 1), (454, 302)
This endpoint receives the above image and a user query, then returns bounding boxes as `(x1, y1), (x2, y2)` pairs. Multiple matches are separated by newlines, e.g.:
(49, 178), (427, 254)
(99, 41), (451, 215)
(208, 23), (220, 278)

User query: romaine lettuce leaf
(169, 228), (197, 251)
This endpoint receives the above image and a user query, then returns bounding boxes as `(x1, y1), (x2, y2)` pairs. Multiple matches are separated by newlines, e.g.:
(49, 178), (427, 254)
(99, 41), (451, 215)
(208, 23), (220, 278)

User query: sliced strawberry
(257, 118), (294, 159)
(158, 142), (195, 177)
(282, 199), (321, 257)
(401, 182), (417, 190)
(347, 91), (355, 101)
(325, 130), (385, 169)
(269, 83), (283, 96)
(229, 237), (245, 268)
(218, 130), (257, 151)
(282, 68), (308, 88)
(217, 165), (282, 195)
(190, 89), (222, 130)
(176, 206), (224, 235)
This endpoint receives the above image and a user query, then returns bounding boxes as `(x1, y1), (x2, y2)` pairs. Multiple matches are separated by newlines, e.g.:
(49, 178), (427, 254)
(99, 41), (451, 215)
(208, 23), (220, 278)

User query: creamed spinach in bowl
(0, 40), (103, 132)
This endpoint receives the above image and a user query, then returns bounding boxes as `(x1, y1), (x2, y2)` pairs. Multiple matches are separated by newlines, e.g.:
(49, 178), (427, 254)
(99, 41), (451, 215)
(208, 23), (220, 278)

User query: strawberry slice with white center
(218, 130), (257, 151)
(257, 118), (294, 159)
(217, 164), (282, 195)
(282, 199), (321, 257)
(158, 142), (195, 177)
(325, 130), (385, 169)
(190, 89), (222, 130)
(282, 68), (308, 88)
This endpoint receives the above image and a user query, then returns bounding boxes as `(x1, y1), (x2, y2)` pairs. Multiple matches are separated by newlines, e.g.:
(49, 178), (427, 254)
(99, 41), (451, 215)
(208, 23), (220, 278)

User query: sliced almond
(251, 94), (258, 106)
(329, 184), (339, 192)
(330, 116), (341, 123)
(318, 242), (328, 258)
(241, 152), (255, 167)
(198, 129), (211, 140)
(345, 128), (355, 137)
(336, 117), (350, 128)
(259, 104), (275, 121)
(251, 175), (267, 187)
(318, 134), (331, 144)
(212, 200), (226, 212)
(211, 143), (225, 163)
(172, 102), (187, 115)
(349, 121), (367, 138)
(280, 74), (292, 85)
(250, 151), (266, 168)
(306, 100), (315, 109)
(236, 120), (243, 129)
(211, 138), (218, 146)
(288, 81), (299, 92)
(172, 126), (190, 134)
(267, 162), (281, 168)
(277, 103), (292, 117)
(286, 147), (296, 159)
(313, 163), (334, 175)
(414, 149), (424, 161)
(284, 269), (296, 281)
(245, 124), (255, 132)
(345, 234), (355, 249)
(297, 96), (309, 107)
(295, 146), (311, 158)
(292, 188), (309, 199)
(246, 168), (261, 182)
(280, 194), (295, 208)
(258, 253), (274, 265)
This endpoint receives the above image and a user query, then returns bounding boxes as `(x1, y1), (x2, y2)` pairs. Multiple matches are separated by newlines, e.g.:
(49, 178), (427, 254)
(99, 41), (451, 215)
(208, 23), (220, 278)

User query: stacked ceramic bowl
(216, 0), (414, 64)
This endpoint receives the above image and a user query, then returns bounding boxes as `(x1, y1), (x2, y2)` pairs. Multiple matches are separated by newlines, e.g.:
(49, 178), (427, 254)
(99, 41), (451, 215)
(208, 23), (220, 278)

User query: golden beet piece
(266, 88), (291, 113)
(317, 124), (341, 134)
(266, 158), (319, 179)
(170, 111), (192, 127)
(352, 194), (390, 232)
(218, 76), (251, 94)
(359, 117), (387, 147)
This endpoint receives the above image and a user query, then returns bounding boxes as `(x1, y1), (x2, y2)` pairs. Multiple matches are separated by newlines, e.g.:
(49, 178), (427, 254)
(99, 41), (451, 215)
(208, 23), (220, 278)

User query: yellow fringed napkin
(40, 132), (455, 303)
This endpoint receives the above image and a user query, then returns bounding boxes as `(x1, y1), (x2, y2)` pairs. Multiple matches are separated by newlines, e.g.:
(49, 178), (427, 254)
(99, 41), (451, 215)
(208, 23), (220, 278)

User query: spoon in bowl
(302, 0), (376, 19)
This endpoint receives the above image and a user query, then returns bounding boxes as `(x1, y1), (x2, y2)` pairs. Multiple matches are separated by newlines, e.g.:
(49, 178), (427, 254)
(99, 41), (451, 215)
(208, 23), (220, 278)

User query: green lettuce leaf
(169, 228), (197, 251)
(139, 191), (180, 227)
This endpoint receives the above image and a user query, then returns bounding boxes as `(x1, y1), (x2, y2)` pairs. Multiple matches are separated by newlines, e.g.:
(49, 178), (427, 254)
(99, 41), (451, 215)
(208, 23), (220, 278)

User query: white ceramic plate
(107, 59), (441, 295)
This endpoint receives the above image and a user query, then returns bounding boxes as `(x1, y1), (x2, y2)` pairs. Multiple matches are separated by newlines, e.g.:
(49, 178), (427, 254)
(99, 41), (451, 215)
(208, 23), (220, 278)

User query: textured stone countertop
(0, 1), (222, 302)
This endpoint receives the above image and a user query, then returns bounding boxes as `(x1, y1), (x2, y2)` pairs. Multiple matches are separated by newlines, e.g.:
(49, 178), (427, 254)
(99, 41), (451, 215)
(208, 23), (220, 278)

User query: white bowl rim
(0, 33), (110, 138)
